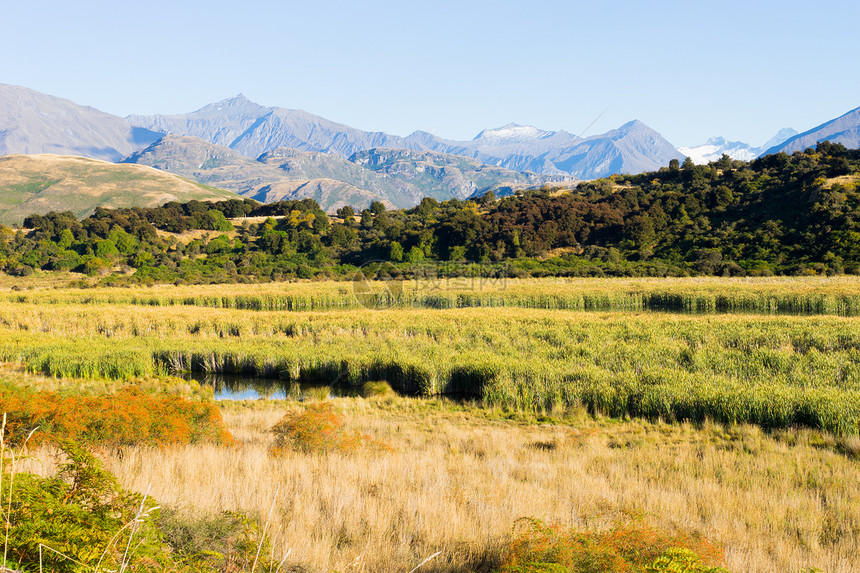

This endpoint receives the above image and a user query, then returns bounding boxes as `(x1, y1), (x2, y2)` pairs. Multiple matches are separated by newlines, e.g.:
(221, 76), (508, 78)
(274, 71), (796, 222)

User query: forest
(2, 141), (859, 285)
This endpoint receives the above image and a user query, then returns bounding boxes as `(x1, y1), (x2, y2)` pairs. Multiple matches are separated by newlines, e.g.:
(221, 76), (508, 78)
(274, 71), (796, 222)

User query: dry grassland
(21, 397), (860, 573)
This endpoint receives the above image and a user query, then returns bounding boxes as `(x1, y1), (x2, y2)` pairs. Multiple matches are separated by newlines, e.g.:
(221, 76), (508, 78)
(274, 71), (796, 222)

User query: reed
(0, 300), (857, 434)
(6, 276), (860, 316)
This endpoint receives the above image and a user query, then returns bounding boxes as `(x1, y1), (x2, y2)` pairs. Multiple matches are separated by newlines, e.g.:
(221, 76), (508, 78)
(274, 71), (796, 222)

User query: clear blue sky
(3, 0), (858, 147)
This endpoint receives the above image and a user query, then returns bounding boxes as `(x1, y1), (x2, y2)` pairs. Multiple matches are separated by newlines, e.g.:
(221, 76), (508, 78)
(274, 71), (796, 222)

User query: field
(3, 276), (860, 572)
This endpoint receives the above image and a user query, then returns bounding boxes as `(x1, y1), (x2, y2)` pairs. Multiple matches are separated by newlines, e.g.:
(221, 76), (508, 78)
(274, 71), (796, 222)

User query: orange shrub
(0, 384), (234, 447)
(269, 401), (389, 455)
(497, 518), (728, 573)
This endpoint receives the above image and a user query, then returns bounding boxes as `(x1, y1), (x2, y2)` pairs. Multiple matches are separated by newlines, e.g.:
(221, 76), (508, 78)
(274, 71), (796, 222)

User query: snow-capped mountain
(760, 128), (800, 153)
(678, 128), (798, 164)
(472, 123), (555, 143)
(678, 137), (760, 164)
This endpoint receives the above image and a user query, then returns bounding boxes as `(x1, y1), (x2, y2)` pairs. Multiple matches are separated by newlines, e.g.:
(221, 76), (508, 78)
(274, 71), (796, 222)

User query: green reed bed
(6, 276), (860, 315)
(1, 300), (858, 435)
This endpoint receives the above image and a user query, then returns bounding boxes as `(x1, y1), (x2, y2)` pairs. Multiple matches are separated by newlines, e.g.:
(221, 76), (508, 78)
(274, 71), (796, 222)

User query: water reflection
(181, 373), (360, 401)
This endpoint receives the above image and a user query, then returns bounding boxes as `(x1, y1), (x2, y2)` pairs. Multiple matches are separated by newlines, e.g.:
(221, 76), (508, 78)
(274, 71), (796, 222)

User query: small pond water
(180, 373), (361, 401)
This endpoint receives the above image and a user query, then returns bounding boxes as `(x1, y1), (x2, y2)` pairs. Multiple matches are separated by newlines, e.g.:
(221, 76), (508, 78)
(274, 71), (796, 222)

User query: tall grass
(6, 276), (860, 315)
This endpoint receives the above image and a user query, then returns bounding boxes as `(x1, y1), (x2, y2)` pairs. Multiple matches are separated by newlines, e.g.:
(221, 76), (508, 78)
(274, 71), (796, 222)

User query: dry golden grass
(821, 174), (859, 190)
(0, 154), (237, 224)
(20, 397), (860, 573)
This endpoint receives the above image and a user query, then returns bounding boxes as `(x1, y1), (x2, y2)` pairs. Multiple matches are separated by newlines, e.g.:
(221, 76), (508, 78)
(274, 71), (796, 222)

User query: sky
(3, 0), (859, 148)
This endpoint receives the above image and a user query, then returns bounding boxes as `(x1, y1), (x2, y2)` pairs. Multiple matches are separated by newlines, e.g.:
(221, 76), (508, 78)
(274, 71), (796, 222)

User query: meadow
(2, 276), (860, 572)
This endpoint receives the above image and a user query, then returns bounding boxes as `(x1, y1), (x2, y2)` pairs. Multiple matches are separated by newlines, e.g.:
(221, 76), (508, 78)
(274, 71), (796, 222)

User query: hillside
(0, 84), (161, 162)
(0, 154), (239, 225)
(122, 136), (552, 210)
(349, 148), (549, 200)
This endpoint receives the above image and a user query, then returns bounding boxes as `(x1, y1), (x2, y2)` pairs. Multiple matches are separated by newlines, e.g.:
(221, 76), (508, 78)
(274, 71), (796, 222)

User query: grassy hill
(0, 154), (239, 225)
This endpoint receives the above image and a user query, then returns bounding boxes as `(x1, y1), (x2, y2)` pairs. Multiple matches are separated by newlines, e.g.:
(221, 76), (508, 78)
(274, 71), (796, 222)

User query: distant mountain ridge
(764, 106), (860, 155)
(127, 94), (683, 179)
(0, 84), (161, 162)
(678, 128), (799, 165)
(127, 95), (411, 159)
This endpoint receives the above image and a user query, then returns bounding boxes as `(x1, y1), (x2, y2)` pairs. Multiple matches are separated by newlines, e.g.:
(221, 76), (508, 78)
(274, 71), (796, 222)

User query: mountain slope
(0, 84), (161, 162)
(122, 136), (415, 209)
(550, 120), (683, 178)
(0, 154), (239, 225)
(348, 148), (549, 201)
(122, 136), (553, 210)
(765, 106), (860, 155)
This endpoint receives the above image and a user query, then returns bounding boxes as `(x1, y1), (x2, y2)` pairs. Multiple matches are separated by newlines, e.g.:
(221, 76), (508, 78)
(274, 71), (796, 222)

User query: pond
(181, 373), (362, 401)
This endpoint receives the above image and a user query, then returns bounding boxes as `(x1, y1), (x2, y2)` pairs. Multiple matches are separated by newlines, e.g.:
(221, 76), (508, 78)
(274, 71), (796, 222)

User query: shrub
(496, 518), (728, 573)
(157, 508), (271, 572)
(0, 384), (234, 448)
(2, 438), (270, 573)
(3, 439), (165, 573)
(269, 402), (387, 455)
(362, 380), (395, 398)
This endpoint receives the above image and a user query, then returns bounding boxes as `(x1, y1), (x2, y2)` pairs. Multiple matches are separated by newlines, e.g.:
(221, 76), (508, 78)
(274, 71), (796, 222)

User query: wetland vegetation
(0, 276), (858, 572)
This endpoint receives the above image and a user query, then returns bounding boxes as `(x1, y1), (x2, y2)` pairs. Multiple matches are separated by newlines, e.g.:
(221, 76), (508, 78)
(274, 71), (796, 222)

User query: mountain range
(0, 82), (858, 219)
(128, 95), (684, 180)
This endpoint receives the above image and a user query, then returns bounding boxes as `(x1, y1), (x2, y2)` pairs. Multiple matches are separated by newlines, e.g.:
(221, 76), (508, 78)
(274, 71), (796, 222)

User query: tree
(57, 229), (74, 250)
(370, 201), (386, 215)
(479, 190), (496, 207)
(682, 156), (695, 171)
(389, 241), (404, 262)
(669, 158), (680, 172)
(95, 239), (119, 259)
(414, 197), (439, 219)
(406, 246), (425, 263)
(336, 205), (355, 219)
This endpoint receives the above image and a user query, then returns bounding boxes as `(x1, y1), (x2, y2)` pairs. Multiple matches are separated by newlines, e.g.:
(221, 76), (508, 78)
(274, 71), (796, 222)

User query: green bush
(2, 439), (272, 573)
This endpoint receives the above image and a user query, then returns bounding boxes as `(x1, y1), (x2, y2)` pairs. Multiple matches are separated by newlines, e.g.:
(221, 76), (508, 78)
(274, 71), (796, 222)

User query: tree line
(2, 142), (859, 284)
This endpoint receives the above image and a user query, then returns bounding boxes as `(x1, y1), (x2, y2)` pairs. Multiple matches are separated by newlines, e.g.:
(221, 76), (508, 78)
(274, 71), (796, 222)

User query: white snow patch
(475, 123), (552, 143)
